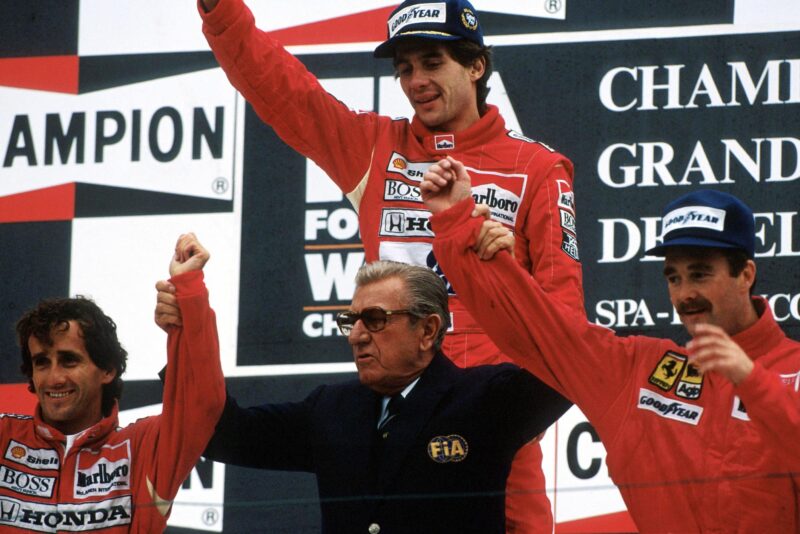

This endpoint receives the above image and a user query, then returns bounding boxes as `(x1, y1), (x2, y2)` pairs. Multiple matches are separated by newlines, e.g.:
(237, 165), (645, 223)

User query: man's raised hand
(170, 232), (210, 277)
(421, 156), (473, 214)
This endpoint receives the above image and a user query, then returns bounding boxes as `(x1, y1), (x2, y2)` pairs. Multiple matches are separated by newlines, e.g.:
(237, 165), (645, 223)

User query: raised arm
(197, 0), (379, 192)
(143, 233), (225, 515)
(422, 160), (642, 417)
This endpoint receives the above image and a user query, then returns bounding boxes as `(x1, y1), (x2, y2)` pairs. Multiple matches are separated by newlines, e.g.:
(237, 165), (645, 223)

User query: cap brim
(644, 236), (745, 257)
(374, 31), (462, 58)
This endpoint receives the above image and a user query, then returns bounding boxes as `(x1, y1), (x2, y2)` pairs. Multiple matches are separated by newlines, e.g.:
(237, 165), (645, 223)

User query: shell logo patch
(10, 445), (25, 459)
(649, 351), (686, 391)
(460, 8), (478, 31)
(427, 435), (468, 463)
(392, 158), (407, 170)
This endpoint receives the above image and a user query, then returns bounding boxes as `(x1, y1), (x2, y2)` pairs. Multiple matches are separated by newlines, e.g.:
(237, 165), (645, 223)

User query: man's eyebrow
(686, 261), (713, 272)
(395, 49), (444, 64)
(662, 266), (676, 277)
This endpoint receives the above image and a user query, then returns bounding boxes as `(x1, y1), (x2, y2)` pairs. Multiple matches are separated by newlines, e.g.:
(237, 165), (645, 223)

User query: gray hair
(355, 261), (450, 350)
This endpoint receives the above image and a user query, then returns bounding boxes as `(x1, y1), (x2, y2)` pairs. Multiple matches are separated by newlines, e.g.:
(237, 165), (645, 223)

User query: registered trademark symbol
(202, 508), (220, 526)
(212, 177), (229, 194)
(545, 0), (563, 14)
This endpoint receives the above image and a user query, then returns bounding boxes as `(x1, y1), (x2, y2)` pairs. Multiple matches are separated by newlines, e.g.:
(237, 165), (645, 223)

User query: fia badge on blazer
(427, 435), (468, 463)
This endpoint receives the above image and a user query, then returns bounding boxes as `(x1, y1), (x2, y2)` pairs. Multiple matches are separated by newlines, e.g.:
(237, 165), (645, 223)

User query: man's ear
(419, 314), (443, 352)
(101, 368), (117, 385)
(469, 56), (486, 82)
(739, 259), (756, 293)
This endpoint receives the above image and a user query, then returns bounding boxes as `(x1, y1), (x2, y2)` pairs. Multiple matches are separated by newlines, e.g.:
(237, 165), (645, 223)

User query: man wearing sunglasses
(422, 157), (800, 532)
(155, 260), (570, 533)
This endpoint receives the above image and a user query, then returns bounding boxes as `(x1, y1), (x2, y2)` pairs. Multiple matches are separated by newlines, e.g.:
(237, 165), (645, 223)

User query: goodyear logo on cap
(662, 205), (726, 236)
(389, 3), (447, 38)
(428, 435), (468, 463)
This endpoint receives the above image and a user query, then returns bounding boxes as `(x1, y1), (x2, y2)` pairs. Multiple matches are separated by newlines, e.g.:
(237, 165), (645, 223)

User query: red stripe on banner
(556, 511), (638, 533)
(0, 384), (36, 416)
(0, 183), (75, 223)
(0, 55), (79, 94)
(267, 6), (395, 46)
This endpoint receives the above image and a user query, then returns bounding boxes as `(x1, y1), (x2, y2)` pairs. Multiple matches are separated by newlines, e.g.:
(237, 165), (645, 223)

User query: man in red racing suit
(0, 234), (224, 533)
(424, 162), (800, 532)
(197, 0), (584, 529)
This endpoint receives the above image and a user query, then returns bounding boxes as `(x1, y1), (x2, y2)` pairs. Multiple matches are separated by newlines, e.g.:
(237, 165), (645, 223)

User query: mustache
(677, 297), (712, 314)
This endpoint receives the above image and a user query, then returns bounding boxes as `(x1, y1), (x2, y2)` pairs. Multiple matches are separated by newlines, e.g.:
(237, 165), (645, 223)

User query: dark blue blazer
(204, 353), (571, 533)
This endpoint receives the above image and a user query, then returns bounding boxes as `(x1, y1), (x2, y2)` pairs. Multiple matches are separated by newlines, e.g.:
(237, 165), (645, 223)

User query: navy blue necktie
(378, 394), (404, 433)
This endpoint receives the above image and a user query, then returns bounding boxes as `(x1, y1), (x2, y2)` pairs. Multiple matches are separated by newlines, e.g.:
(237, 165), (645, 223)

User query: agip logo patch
(675, 362), (704, 400)
(427, 435), (468, 463)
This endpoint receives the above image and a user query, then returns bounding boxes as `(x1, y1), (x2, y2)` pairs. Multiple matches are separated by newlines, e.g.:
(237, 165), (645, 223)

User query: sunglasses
(335, 307), (415, 335)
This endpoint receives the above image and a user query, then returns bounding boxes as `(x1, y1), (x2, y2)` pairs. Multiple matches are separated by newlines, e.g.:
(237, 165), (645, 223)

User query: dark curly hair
(16, 296), (128, 416)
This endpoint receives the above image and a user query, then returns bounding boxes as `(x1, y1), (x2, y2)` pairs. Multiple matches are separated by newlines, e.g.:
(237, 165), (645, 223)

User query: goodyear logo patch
(649, 351), (687, 391)
(427, 435), (468, 463)
(661, 206), (726, 235)
(389, 3), (446, 37)
(638, 389), (703, 425)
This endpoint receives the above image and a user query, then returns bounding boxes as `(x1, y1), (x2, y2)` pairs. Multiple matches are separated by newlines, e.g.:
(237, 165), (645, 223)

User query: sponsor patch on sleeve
(561, 231), (580, 261)
(560, 209), (577, 234)
(556, 179), (575, 213)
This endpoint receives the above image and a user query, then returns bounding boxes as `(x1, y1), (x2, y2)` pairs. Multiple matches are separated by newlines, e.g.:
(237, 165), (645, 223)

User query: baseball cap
(645, 190), (755, 258)
(374, 0), (484, 58)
